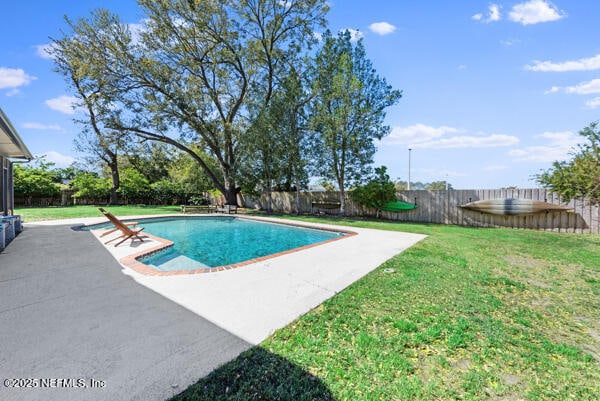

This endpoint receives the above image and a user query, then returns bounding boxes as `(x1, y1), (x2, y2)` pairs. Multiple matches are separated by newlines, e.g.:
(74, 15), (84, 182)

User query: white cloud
(547, 78), (600, 95)
(22, 122), (61, 131)
(384, 123), (460, 146)
(383, 123), (518, 149)
(539, 131), (578, 142)
(544, 86), (560, 94)
(489, 4), (501, 21)
(414, 134), (519, 149)
(369, 22), (396, 35)
(472, 4), (501, 23)
(0, 67), (36, 89)
(40, 151), (76, 167)
(341, 28), (363, 42)
(35, 43), (56, 60)
(45, 95), (79, 115)
(509, 131), (580, 163)
(526, 54), (600, 72)
(585, 97), (600, 109)
(508, 0), (565, 25)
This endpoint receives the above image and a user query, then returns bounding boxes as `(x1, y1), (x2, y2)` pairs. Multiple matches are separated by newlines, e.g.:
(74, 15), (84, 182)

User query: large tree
(309, 30), (402, 214)
(537, 122), (600, 204)
(241, 68), (311, 212)
(54, 0), (327, 205)
(50, 20), (131, 205)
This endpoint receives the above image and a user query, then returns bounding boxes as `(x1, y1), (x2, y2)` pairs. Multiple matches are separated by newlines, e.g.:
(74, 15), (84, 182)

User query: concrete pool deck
(36, 214), (427, 345)
(0, 220), (251, 401)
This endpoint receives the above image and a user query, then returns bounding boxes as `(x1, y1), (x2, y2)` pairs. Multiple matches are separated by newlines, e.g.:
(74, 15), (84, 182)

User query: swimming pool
(93, 216), (346, 271)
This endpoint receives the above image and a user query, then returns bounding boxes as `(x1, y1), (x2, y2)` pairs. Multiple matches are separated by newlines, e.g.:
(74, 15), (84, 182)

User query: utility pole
(407, 148), (412, 190)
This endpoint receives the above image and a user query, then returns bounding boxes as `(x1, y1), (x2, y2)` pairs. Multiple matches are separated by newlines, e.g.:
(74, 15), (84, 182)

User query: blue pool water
(92, 216), (343, 271)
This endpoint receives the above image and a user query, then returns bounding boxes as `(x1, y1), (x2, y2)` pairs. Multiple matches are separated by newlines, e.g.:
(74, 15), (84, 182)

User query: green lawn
(16, 207), (599, 399)
(169, 216), (600, 401)
(15, 205), (181, 222)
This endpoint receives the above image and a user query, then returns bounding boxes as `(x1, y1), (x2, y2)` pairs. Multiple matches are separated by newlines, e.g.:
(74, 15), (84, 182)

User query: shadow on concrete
(169, 346), (335, 401)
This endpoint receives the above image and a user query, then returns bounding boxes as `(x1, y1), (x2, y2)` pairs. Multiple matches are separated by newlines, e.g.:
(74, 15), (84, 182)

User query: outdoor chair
(98, 216), (138, 238)
(216, 204), (237, 214)
(98, 208), (145, 247)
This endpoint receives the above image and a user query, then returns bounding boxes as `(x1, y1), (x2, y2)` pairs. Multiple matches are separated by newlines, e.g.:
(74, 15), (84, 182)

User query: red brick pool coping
(115, 216), (357, 276)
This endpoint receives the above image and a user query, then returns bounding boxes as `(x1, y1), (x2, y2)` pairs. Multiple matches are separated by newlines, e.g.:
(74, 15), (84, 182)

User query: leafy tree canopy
(71, 171), (110, 200)
(13, 158), (61, 198)
(537, 122), (600, 204)
(117, 168), (150, 201)
(53, 0), (328, 205)
(309, 29), (402, 214)
(240, 68), (310, 200)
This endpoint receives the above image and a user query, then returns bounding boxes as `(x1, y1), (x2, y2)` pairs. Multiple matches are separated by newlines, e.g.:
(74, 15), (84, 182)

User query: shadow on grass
(169, 346), (335, 401)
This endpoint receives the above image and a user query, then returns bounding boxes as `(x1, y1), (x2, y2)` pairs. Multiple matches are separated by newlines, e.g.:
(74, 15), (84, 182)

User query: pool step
(147, 254), (211, 271)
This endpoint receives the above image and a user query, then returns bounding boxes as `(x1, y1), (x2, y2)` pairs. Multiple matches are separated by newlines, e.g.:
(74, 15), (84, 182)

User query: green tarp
(381, 201), (417, 212)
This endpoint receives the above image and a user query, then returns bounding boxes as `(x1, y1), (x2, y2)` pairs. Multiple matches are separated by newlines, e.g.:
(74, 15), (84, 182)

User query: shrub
(351, 166), (396, 217)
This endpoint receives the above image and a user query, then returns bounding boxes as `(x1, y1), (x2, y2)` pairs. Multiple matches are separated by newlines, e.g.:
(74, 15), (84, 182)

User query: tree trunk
(266, 177), (273, 213)
(108, 161), (120, 205)
(266, 189), (273, 214)
(295, 184), (300, 215)
(223, 185), (239, 206)
(339, 185), (346, 216)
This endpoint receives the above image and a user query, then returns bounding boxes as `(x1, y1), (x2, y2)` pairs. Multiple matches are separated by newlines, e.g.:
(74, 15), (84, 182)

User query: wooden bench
(215, 205), (238, 214)
(180, 205), (216, 214)
(311, 201), (341, 214)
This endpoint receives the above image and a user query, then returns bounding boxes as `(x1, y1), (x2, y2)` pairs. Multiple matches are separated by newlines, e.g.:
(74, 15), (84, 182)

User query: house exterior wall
(1, 156), (7, 216)
(0, 108), (33, 216)
(1, 144), (24, 217)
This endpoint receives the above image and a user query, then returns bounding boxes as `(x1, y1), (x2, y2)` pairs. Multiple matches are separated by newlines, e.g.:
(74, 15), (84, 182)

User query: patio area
(1, 216), (425, 400)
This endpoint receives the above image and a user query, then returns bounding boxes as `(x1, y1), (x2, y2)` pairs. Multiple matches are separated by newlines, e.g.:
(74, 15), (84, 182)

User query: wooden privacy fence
(243, 188), (600, 234)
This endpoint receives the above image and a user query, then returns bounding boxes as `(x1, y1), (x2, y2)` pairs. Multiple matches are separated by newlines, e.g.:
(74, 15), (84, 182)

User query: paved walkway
(0, 224), (250, 401)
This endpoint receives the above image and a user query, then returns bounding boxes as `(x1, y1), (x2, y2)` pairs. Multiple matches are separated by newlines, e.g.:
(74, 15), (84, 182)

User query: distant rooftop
(0, 107), (33, 160)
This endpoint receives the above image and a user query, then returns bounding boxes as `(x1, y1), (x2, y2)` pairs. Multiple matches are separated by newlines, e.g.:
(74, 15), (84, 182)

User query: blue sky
(1, 0), (599, 189)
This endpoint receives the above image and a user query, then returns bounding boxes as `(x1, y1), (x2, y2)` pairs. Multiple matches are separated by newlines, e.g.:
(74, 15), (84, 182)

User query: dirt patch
(531, 298), (553, 307)
(583, 328), (600, 362)
(588, 328), (600, 342)
(582, 344), (600, 362)
(501, 373), (521, 386)
(452, 359), (471, 371)
(503, 255), (547, 270)
(503, 255), (554, 288)
(519, 278), (552, 289)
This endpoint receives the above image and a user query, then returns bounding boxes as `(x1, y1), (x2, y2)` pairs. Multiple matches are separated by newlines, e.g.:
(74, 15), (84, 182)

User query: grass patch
(169, 215), (600, 400)
(15, 205), (181, 222)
